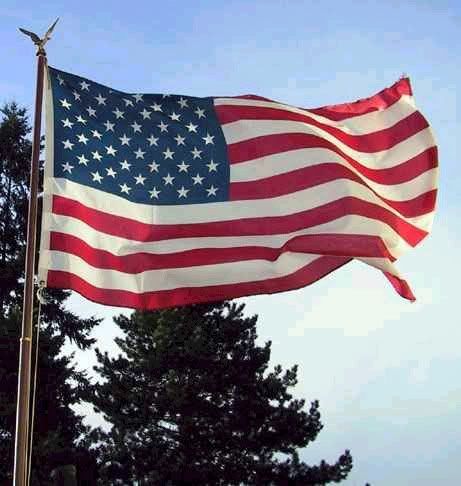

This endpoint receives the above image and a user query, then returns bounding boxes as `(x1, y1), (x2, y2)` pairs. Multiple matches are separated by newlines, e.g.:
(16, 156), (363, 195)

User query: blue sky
(1, 1), (460, 484)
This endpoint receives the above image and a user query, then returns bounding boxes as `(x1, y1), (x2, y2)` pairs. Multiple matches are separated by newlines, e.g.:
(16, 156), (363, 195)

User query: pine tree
(91, 302), (352, 485)
(0, 103), (100, 484)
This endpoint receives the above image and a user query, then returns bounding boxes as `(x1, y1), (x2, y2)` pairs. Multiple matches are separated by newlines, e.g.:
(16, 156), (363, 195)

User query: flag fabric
(38, 66), (438, 310)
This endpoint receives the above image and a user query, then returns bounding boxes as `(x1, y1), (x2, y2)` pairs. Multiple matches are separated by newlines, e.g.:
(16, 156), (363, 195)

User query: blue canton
(50, 67), (230, 205)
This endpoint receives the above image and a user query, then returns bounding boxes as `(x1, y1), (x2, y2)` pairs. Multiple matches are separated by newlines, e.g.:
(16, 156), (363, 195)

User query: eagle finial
(18, 17), (59, 55)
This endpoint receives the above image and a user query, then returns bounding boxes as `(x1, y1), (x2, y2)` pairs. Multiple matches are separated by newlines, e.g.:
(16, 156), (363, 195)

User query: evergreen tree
(91, 302), (352, 485)
(0, 103), (100, 484)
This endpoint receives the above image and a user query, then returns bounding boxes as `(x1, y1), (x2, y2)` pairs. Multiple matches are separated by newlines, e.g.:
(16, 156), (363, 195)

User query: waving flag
(38, 67), (438, 309)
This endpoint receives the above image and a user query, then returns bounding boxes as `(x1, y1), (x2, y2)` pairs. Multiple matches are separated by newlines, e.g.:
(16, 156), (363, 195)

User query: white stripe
(231, 149), (436, 202)
(223, 120), (434, 170)
(231, 147), (351, 182)
(407, 210), (435, 232)
(48, 212), (411, 258)
(214, 94), (416, 133)
(358, 256), (403, 278)
(47, 251), (319, 292)
(50, 177), (433, 230)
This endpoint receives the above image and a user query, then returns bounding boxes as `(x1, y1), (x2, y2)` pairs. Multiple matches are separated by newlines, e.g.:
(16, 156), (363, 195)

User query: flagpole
(14, 19), (58, 486)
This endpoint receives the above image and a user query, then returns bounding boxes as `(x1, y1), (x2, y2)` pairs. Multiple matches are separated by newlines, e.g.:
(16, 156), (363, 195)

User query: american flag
(38, 67), (438, 309)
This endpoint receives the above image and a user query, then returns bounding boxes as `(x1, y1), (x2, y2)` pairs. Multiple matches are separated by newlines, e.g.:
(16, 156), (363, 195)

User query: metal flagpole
(14, 18), (59, 486)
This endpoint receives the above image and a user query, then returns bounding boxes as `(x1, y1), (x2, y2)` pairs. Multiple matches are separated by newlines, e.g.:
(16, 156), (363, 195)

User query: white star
(57, 75), (65, 85)
(177, 186), (190, 198)
(131, 121), (142, 133)
(95, 94), (107, 105)
(133, 94), (144, 103)
(113, 107), (125, 119)
(206, 160), (219, 172)
(178, 97), (188, 108)
(163, 173), (175, 185)
(119, 134), (131, 146)
(202, 133), (215, 145)
(192, 173), (204, 185)
(120, 160), (131, 170)
(76, 115), (87, 125)
(106, 167), (117, 178)
(186, 122), (198, 133)
(158, 121), (168, 133)
(62, 139), (74, 150)
(206, 185), (218, 196)
(62, 162), (74, 173)
(104, 120), (115, 132)
(72, 90), (81, 101)
(134, 174), (146, 185)
(123, 98), (134, 107)
(195, 107), (206, 119)
(147, 135), (159, 146)
(91, 171), (103, 183)
(163, 147), (174, 160)
(150, 102), (162, 112)
(80, 81), (90, 91)
(92, 150), (103, 161)
(77, 154), (89, 166)
(149, 187), (161, 199)
(62, 118), (74, 128)
(177, 161), (190, 172)
(134, 147), (146, 159)
(77, 133), (89, 145)
(169, 112), (181, 121)
(140, 108), (151, 119)
(148, 161), (160, 172)
(162, 94), (172, 98)
(174, 134), (186, 146)
(191, 147), (202, 159)
(106, 145), (117, 156)
(120, 183), (131, 194)
(92, 129), (102, 139)
(86, 106), (97, 117)
(60, 98), (71, 110)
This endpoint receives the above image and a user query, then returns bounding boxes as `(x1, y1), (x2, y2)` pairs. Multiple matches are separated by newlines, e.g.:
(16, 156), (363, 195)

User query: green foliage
(91, 302), (352, 485)
(0, 103), (100, 484)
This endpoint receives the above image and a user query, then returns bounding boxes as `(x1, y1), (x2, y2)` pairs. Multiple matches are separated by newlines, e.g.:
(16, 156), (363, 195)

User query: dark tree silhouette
(0, 103), (99, 484)
(91, 302), (352, 485)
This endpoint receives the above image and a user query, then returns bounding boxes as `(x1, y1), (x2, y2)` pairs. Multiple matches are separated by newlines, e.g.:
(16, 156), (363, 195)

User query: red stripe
(349, 147), (437, 185)
(52, 195), (427, 246)
(231, 94), (274, 102)
(384, 271), (416, 302)
(228, 131), (432, 171)
(50, 232), (396, 273)
(46, 256), (353, 310)
(233, 145), (437, 186)
(219, 78), (412, 122)
(308, 78), (413, 121)
(216, 107), (427, 153)
(228, 134), (438, 204)
(230, 164), (436, 218)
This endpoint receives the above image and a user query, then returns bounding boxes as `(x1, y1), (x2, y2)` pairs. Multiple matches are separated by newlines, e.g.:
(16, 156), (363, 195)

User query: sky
(1, 1), (460, 484)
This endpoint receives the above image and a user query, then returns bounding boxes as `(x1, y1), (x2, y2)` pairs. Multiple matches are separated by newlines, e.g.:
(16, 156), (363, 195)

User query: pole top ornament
(18, 17), (59, 56)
